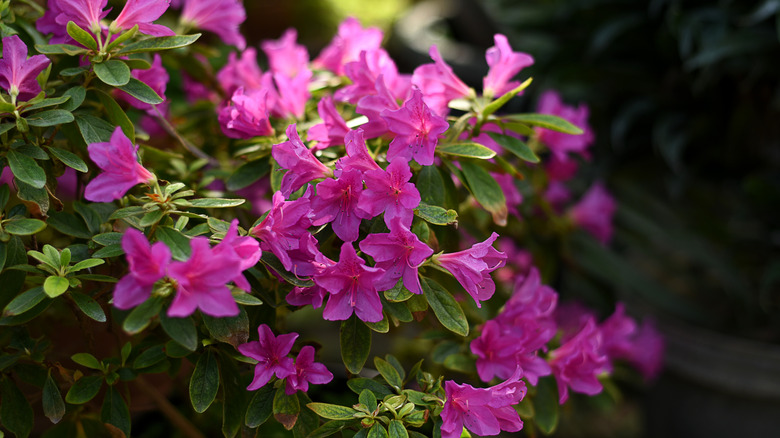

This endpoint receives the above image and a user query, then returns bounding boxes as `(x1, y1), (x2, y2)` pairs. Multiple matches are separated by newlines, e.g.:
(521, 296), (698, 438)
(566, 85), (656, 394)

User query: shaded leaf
(273, 386), (300, 430)
(459, 160), (507, 226)
(535, 377), (560, 435)
(486, 132), (539, 163)
(122, 295), (163, 334)
(117, 34), (201, 55)
(7, 150), (46, 189)
(504, 113), (583, 135)
(47, 146), (88, 172)
(245, 385), (275, 428)
(160, 313), (198, 352)
(93, 60), (131, 87)
(1, 378), (33, 437)
(421, 277), (468, 336)
(101, 386), (131, 437)
(26, 109), (75, 127)
(117, 78), (163, 105)
(43, 371), (66, 424)
(340, 315), (371, 374)
(70, 291), (106, 322)
(202, 307), (249, 348)
(3, 286), (46, 316)
(65, 375), (103, 404)
(190, 350), (219, 413)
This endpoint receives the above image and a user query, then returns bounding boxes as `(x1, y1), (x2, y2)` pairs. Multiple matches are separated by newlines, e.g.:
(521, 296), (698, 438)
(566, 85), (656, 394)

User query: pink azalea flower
(334, 49), (405, 104)
(284, 345), (333, 395)
(411, 45), (472, 116)
(627, 319), (664, 380)
(54, 0), (108, 34)
(218, 87), (273, 139)
(334, 129), (381, 177)
(0, 36), (51, 101)
(543, 181), (571, 212)
(434, 233), (507, 307)
(470, 320), (527, 383)
(313, 16), (384, 76)
(546, 154), (580, 182)
(440, 367), (526, 438)
(492, 172), (522, 218)
(85, 127), (154, 202)
(307, 95), (350, 149)
(357, 159), (421, 227)
(112, 0), (175, 36)
(310, 169), (371, 243)
(355, 75), (401, 139)
(315, 242), (385, 323)
(261, 28), (309, 78)
(216, 48), (264, 96)
(483, 34), (534, 98)
(548, 318), (609, 404)
(359, 217), (433, 294)
(382, 88), (449, 166)
(212, 219), (262, 292)
(600, 304), (664, 380)
(568, 182), (617, 244)
(37, 0), (69, 43)
(250, 191), (315, 274)
(272, 124), (333, 197)
(167, 237), (243, 318)
(286, 284), (328, 309)
(239, 324), (298, 391)
(536, 90), (594, 161)
(113, 228), (171, 309)
(268, 70), (312, 119)
(115, 54), (168, 111)
(180, 0), (246, 49)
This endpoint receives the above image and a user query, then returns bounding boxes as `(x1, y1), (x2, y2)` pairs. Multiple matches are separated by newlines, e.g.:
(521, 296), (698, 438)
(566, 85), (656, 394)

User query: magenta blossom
(483, 34), (534, 98)
(113, 229), (171, 309)
(268, 70), (312, 119)
(250, 191), (315, 274)
(180, 0), (246, 49)
(355, 75), (401, 139)
(568, 182), (617, 245)
(359, 217), (433, 294)
(434, 233), (507, 307)
(440, 367), (526, 438)
(261, 28), (309, 78)
(286, 284), (328, 309)
(334, 49), (407, 104)
(37, 1), (69, 43)
(218, 88), (273, 139)
(310, 169), (371, 243)
(411, 45), (472, 116)
(548, 318), (609, 404)
(272, 124), (333, 197)
(470, 320), (528, 383)
(600, 304), (664, 380)
(85, 127), (154, 202)
(212, 219), (262, 292)
(239, 324), (298, 391)
(307, 95), (350, 149)
(334, 129), (381, 177)
(111, 0), (174, 36)
(536, 90), (594, 161)
(382, 88), (449, 166)
(0, 35), (51, 102)
(115, 54), (169, 111)
(167, 237), (243, 318)
(216, 48), (264, 96)
(358, 159), (421, 227)
(313, 17), (384, 76)
(284, 346), (333, 395)
(54, 0), (108, 34)
(315, 243), (385, 323)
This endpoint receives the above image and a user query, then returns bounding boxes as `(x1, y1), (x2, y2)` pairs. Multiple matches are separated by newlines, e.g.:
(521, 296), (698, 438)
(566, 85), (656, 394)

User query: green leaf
(26, 109), (75, 127)
(245, 385), (275, 428)
(76, 114), (114, 144)
(307, 420), (355, 438)
(117, 34), (201, 55)
(273, 386), (300, 430)
(482, 77), (533, 117)
(504, 113), (583, 135)
(139, 208), (165, 227)
(7, 150), (46, 189)
(21, 96), (71, 112)
(0, 184), (8, 210)
(534, 377), (560, 435)
(368, 423), (388, 438)
(0, 236), (30, 311)
(384, 279), (414, 302)
(104, 24), (138, 52)
(443, 354), (476, 373)
(66, 21), (97, 50)
(43, 276), (69, 298)
(70, 258), (104, 272)
(364, 314), (389, 333)
(47, 211), (92, 239)
(388, 420), (408, 438)
(133, 345), (166, 369)
(459, 160), (507, 226)
(202, 307), (249, 348)
(122, 295), (163, 334)
(188, 198), (245, 208)
(232, 290), (263, 306)
(416, 165), (445, 207)
(47, 146), (88, 173)
(374, 357), (403, 389)
(306, 403), (358, 421)
(1, 378), (34, 437)
(486, 132), (539, 163)
(190, 350), (219, 413)
(91, 245), (124, 258)
(359, 389), (377, 411)
(108, 205), (145, 220)
(35, 43), (88, 55)
(15, 144), (49, 160)
(2, 287), (46, 317)
(70, 291), (106, 322)
(15, 179), (50, 216)
(347, 378), (394, 397)
(61, 86), (86, 111)
(154, 226), (191, 261)
(95, 90), (134, 141)
(160, 313), (198, 352)
(92, 232), (122, 246)
(43, 371), (66, 424)
(93, 60), (131, 87)
(0, 299), (52, 326)
(437, 142), (496, 159)
(116, 78), (163, 104)
(0, 122), (14, 135)
(414, 203), (458, 226)
(4, 218), (46, 235)
(65, 375), (103, 404)
(101, 386), (131, 437)
(259, 252), (314, 288)
(219, 355), (246, 438)
(227, 159), (270, 191)
(421, 277), (469, 336)
(340, 315), (372, 374)
(71, 353), (102, 370)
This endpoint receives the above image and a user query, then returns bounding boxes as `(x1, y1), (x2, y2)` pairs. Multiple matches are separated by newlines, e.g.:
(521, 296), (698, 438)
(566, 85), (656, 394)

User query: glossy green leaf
(46, 146), (88, 173)
(21, 96), (71, 112)
(92, 232), (122, 246)
(101, 386), (131, 437)
(122, 295), (163, 334)
(388, 420), (409, 438)
(65, 375), (103, 404)
(43, 276), (69, 298)
(374, 357), (402, 389)
(273, 387), (300, 430)
(416, 165), (445, 207)
(70, 291), (106, 322)
(534, 377), (560, 435)
(486, 132), (539, 163)
(76, 114), (114, 144)
(139, 209), (165, 227)
(91, 245), (124, 258)
(70, 258), (104, 272)
(2, 286), (46, 316)
(95, 90), (134, 141)
(340, 315), (372, 374)
(188, 198), (245, 208)
(160, 313), (198, 351)
(117, 78), (163, 105)
(4, 218), (46, 236)
(482, 78), (533, 117)
(66, 21), (97, 50)
(133, 345), (166, 369)
(155, 226), (191, 261)
(365, 314), (389, 333)
(421, 277), (468, 336)
(307, 420), (355, 438)
(245, 385), (275, 428)
(47, 211), (92, 239)
(504, 113), (583, 135)
(35, 43), (88, 55)
(61, 86), (86, 111)
(347, 377), (393, 397)
(71, 353), (102, 370)
(414, 203), (458, 226)
(93, 60), (131, 86)
(1, 378), (34, 437)
(26, 109), (75, 127)
(103, 25), (139, 52)
(259, 252), (314, 288)
(7, 150), (46, 189)
(43, 371), (66, 424)
(117, 34), (201, 55)
(359, 389), (377, 411)
(232, 290), (262, 306)
(368, 423), (388, 438)
(190, 350), (219, 413)
(437, 142), (496, 159)
(306, 403), (359, 422)
(227, 158), (270, 191)
(459, 160), (507, 226)
(202, 307), (249, 348)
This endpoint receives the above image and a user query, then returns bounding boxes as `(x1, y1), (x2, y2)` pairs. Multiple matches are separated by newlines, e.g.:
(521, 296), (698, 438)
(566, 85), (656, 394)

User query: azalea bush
(0, 1), (662, 437)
